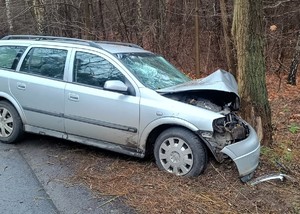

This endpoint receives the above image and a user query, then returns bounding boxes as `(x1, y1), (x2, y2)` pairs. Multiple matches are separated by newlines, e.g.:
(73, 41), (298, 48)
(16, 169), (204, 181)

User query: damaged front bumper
(221, 125), (260, 181)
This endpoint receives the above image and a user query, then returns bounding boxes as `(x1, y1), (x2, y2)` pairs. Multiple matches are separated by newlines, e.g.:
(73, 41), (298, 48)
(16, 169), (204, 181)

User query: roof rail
(1, 35), (102, 49)
(96, 41), (143, 49)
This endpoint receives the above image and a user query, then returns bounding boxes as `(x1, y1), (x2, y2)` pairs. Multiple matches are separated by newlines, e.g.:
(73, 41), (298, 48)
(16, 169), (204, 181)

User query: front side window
(0, 46), (26, 70)
(20, 47), (67, 80)
(73, 51), (125, 88)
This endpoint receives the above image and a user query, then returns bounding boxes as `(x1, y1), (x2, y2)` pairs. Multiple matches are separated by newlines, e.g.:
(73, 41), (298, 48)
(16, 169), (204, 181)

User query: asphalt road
(0, 135), (135, 214)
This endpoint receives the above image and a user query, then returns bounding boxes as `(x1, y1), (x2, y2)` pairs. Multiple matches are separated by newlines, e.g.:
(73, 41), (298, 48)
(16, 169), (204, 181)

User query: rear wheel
(154, 127), (207, 177)
(0, 101), (23, 144)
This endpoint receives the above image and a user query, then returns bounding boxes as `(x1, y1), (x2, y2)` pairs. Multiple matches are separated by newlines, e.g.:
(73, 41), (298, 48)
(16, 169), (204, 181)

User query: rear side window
(0, 46), (26, 70)
(20, 47), (67, 80)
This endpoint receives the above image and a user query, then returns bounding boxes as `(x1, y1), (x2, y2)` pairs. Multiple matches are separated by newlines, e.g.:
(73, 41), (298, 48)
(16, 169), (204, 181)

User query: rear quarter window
(0, 46), (26, 70)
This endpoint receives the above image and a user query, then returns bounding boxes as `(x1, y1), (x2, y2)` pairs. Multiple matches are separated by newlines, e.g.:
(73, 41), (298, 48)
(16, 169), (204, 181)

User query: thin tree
(136, 0), (143, 46)
(287, 32), (300, 85)
(5, 0), (14, 33)
(32, 0), (45, 34)
(220, 0), (236, 76)
(97, 0), (106, 40)
(232, 0), (272, 144)
(82, 0), (92, 40)
(195, 0), (200, 77)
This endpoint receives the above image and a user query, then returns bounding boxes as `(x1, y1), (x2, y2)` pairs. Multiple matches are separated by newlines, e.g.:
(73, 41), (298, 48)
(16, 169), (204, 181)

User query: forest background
(1, 0), (299, 75)
(1, 0), (300, 213)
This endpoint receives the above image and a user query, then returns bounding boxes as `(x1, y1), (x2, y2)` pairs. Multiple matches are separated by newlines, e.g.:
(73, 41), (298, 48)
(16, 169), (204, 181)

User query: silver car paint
(9, 72), (66, 132)
(64, 82), (140, 146)
(137, 87), (225, 149)
(0, 77), (27, 124)
(0, 39), (260, 179)
(221, 125), (260, 177)
(158, 69), (239, 97)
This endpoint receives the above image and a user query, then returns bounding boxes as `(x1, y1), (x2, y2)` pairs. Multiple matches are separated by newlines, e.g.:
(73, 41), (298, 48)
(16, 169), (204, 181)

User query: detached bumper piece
(249, 173), (294, 186)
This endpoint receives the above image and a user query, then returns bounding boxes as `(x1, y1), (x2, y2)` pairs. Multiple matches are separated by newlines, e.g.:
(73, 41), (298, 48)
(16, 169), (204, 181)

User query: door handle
(68, 93), (79, 102)
(17, 82), (26, 90)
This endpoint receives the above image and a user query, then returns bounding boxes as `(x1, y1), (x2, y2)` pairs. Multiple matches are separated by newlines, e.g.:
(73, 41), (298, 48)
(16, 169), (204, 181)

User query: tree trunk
(136, 0), (143, 46)
(114, 0), (130, 41)
(5, 0), (14, 33)
(33, 0), (45, 34)
(83, 0), (92, 39)
(97, 0), (106, 40)
(63, 0), (73, 37)
(232, 0), (272, 145)
(220, 0), (236, 76)
(157, 0), (167, 53)
(287, 32), (300, 85)
(195, 0), (200, 77)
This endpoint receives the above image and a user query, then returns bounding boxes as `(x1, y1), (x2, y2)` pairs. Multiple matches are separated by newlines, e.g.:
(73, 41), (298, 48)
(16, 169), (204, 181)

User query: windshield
(116, 53), (190, 90)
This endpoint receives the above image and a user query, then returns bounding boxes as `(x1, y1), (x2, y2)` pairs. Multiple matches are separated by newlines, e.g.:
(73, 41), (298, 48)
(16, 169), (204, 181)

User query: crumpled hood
(158, 69), (238, 95)
(158, 69), (240, 110)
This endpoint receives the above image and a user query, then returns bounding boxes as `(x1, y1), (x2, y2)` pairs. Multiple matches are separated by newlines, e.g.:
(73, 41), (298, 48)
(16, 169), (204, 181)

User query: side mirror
(103, 80), (128, 93)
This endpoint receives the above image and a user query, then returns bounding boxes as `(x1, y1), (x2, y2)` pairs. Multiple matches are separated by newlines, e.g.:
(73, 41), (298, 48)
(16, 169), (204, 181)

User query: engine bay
(163, 90), (240, 112)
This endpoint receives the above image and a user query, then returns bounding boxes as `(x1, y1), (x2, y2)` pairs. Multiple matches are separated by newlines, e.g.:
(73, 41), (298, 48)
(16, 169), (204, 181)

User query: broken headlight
(213, 113), (249, 143)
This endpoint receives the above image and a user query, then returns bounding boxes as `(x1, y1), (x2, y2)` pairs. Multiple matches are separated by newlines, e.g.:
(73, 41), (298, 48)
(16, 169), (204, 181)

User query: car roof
(98, 43), (150, 54)
(0, 35), (150, 54)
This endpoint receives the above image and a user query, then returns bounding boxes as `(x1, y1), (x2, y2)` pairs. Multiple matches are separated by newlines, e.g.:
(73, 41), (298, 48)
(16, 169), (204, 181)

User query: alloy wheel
(0, 107), (14, 137)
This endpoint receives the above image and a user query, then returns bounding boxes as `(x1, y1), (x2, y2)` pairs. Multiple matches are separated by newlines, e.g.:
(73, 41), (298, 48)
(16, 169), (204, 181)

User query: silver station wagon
(0, 35), (260, 181)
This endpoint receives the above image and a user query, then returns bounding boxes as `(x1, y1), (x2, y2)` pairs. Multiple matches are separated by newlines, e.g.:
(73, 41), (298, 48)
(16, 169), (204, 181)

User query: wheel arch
(140, 117), (202, 157)
(0, 92), (26, 124)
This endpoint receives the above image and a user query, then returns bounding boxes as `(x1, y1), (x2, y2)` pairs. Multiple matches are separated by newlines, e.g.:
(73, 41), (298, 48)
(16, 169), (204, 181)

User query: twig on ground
(97, 195), (121, 208)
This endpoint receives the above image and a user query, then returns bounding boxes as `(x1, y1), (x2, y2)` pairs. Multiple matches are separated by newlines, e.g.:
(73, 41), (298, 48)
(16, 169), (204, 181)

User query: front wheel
(154, 127), (207, 177)
(0, 101), (23, 144)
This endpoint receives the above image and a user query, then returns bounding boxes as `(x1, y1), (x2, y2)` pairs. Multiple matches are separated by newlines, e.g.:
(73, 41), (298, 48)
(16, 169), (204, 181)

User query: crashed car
(0, 35), (260, 181)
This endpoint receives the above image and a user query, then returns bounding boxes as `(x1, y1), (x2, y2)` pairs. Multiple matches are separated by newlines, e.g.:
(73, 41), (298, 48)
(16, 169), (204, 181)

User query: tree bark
(33, 0), (45, 34)
(97, 0), (106, 40)
(83, 0), (92, 39)
(157, 0), (167, 53)
(195, 0), (200, 77)
(5, 0), (14, 33)
(287, 32), (300, 85)
(63, 0), (73, 37)
(232, 0), (272, 144)
(136, 0), (143, 46)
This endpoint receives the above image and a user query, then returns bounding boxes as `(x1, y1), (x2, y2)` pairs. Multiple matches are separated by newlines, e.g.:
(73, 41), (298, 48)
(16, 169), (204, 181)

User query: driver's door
(64, 50), (140, 147)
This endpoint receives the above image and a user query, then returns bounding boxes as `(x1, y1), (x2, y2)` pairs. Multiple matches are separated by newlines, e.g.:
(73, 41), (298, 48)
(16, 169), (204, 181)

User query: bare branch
(264, 0), (292, 9)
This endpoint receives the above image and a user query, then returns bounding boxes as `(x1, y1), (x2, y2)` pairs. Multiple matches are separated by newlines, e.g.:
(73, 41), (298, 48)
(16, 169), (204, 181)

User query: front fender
(138, 117), (199, 151)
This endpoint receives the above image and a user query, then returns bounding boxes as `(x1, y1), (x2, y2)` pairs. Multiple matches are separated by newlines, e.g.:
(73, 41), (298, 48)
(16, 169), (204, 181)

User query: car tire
(0, 101), (23, 144)
(154, 127), (207, 177)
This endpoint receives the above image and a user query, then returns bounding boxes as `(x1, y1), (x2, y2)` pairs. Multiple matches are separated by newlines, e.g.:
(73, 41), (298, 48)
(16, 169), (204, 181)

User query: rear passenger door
(0, 45), (27, 94)
(9, 46), (70, 132)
